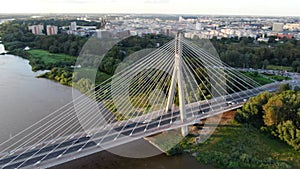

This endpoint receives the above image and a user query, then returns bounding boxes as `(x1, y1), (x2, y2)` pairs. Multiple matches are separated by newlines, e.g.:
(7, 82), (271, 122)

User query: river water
(0, 54), (214, 169)
(0, 54), (78, 142)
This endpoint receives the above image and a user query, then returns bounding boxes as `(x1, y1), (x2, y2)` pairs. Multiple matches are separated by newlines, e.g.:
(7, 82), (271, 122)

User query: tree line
(235, 84), (300, 150)
(211, 36), (300, 72)
(0, 20), (88, 57)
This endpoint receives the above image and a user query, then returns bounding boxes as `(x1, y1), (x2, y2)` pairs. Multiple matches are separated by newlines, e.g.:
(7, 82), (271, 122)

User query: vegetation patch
(236, 85), (300, 151)
(194, 121), (297, 169)
(241, 71), (273, 85)
(27, 49), (76, 71)
(167, 119), (299, 169)
(262, 73), (291, 81)
(167, 87), (300, 169)
(266, 65), (293, 72)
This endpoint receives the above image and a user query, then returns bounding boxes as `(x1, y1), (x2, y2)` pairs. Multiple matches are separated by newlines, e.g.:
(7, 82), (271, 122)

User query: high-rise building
(195, 22), (202, 31)
(272, 23), (284, 32)
(46, 25), (58, 35)
(70, 22), (77, 31)
(28, 25), (44, 35)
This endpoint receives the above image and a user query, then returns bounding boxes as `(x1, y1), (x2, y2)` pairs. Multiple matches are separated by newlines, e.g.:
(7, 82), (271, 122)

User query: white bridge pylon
(165, 32), (188, 136)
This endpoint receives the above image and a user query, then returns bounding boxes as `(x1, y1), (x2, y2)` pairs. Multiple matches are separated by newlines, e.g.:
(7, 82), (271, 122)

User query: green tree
(280, 84), (291, 92)
(276, 120), (300, 150)
(235, 91), (271, 128)
(49, 45), (59, 53)
(262, 59), (269, 69)
(292, 61), (300, 73)
(263, 95), (284, 126)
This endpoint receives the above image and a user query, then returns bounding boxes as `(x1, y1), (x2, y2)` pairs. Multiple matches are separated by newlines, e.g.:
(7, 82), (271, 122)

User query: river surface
(0, 54), (214, 169)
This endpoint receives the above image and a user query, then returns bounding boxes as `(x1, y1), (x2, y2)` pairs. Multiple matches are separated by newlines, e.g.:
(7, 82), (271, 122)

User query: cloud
(144, 0), (169, 4)
(65, 0), (92, 3)
(60, 0), (118, 4)
(62, 0), (99, 3)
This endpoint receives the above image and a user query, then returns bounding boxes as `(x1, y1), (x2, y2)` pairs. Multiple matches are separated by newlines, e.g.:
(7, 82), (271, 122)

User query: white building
(257, 37), (269, 43)
(179, 16), (197, 23)
(70, 22), (77, 31)
(272, 23), (284, 32)
(195, 22), (202, 31)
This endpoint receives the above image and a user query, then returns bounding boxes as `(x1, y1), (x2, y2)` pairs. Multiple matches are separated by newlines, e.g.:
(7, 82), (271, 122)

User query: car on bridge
(143, 119), (152, 124)
(225, 101), (235, 106)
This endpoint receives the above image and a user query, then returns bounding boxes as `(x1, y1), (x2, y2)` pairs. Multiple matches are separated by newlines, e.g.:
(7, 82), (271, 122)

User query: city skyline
(1, 0), (300, 17)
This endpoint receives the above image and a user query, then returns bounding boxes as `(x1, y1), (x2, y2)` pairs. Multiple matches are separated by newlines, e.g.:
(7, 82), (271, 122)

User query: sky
(1, 0), (300, 16)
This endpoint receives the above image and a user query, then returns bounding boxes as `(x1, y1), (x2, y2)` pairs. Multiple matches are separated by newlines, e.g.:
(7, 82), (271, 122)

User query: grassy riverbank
(158, 111), (300, 169)
(27, 49), (76, 71)
(193, 121), (299, 168)
(28, 49), (112, 91)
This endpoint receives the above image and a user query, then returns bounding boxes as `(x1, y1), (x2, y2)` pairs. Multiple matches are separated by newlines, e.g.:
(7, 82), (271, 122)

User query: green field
(172, 120), (300, 169)
(242, 72), (273, 85)
(28, 49), (112, 85)
(263, 74), (291, 81)
(266, 65), (293, 72)
(27, 49), (76, 71)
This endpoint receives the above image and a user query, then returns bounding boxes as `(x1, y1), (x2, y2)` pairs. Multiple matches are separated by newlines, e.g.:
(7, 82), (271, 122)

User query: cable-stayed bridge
(0, 33), (297, 169)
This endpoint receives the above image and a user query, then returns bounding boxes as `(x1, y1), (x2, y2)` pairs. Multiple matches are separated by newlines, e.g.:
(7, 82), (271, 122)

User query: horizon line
(0, 12), (300, 18)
